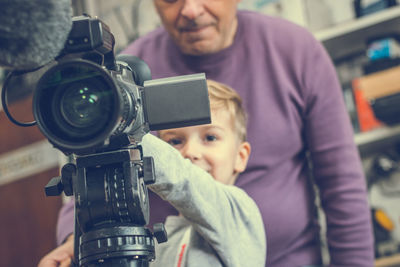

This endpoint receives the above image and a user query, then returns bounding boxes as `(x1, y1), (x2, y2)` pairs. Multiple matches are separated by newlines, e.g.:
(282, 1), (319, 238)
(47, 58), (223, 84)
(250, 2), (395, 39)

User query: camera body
(33, 15), (211, 155)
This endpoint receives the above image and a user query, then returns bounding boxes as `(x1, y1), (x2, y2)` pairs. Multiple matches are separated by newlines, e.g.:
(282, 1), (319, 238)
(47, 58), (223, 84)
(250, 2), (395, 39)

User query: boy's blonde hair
(206, 79), (247, 142)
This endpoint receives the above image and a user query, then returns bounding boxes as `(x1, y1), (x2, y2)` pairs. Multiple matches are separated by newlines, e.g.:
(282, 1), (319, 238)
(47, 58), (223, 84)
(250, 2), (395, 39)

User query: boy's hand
(38, 235), (74, 267)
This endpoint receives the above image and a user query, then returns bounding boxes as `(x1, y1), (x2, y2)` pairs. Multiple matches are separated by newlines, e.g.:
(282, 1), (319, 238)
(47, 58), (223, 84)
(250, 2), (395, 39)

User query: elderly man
(40, 1), (374, 266)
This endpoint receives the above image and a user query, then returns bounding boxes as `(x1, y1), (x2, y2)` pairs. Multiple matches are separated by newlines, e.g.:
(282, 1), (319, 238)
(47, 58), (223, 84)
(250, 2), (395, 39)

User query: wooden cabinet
(0, 97), (62, 266)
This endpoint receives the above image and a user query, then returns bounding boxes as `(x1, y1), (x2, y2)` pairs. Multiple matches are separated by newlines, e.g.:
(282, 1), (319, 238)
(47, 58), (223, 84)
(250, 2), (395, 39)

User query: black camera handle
(45, 141), (167, 266)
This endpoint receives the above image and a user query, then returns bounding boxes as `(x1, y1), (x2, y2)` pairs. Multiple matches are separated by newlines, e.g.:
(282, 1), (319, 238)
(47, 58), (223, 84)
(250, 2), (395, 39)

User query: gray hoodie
(142, 134), (266, 267)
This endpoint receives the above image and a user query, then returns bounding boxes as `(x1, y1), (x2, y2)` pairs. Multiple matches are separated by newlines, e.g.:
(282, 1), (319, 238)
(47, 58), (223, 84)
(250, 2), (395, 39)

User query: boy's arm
(142, 134), (266, 267)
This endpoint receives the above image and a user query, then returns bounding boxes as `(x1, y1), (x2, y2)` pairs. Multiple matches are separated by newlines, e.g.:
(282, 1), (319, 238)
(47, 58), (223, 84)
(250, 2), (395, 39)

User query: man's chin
(179, 41), (219, 56)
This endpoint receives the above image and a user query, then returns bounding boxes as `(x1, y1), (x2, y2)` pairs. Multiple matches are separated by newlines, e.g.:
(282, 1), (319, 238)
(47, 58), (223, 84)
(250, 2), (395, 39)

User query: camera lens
(33, 59), (120, 152)
(48, 66), (115, 140)
(59, 82), (109, 128)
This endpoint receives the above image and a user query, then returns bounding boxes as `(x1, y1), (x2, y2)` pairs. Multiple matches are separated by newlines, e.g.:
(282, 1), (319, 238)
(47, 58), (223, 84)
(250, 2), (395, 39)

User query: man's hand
(38, 235), (74, 267)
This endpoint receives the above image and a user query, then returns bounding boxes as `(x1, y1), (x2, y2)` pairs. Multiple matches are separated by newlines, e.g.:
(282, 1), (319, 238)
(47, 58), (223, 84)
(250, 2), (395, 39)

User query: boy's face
(159, 108), (250, 185)
(153, 0), (241, 55)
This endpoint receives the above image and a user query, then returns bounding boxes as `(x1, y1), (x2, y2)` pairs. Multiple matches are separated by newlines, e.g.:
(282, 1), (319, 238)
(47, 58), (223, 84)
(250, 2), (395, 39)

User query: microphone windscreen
(0, 0), (72, 70)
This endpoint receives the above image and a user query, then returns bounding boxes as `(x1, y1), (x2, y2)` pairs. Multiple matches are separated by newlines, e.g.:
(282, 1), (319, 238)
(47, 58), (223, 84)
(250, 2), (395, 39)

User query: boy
(145, 79), (266, 266)
(38, 80), (266, 267)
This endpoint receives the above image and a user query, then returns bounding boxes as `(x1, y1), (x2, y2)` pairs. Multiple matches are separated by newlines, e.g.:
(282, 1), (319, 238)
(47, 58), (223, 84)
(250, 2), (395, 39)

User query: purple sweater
(57, 11), (374, 266)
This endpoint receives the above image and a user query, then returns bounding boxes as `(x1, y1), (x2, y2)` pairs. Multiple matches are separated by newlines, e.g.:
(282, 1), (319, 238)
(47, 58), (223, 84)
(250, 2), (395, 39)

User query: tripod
(45, 136), (167, 266)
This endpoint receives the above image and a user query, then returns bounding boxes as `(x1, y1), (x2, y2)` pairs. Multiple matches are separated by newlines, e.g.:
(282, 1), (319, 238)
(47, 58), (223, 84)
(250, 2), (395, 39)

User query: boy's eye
(167, 138), (182, 146)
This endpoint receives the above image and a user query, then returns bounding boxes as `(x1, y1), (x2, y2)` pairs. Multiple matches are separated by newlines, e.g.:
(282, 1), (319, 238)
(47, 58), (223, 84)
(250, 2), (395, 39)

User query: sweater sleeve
(302, 37), (374, 266)
(56, 198), (74, 245)
(141, 134), (266, 267)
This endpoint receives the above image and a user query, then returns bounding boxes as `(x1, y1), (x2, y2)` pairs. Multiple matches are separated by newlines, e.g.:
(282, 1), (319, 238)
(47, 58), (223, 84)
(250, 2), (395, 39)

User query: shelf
(375, 253), (400, 267)
(314, 6), (400, 62)
(355, 124), (400, 155)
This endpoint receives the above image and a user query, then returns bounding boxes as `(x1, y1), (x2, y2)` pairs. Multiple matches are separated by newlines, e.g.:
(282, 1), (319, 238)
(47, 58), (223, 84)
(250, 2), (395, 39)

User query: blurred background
(1, 0), (400, 266)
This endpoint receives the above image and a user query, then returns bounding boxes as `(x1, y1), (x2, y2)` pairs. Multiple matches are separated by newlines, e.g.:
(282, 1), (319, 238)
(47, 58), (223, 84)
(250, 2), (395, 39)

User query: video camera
(2, 15), (211, 266)
(32, 15), (210, 155)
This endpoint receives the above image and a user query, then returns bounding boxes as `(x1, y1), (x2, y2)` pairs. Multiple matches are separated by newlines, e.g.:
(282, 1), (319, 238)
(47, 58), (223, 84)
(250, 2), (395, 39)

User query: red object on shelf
(353, 79), (383, 132)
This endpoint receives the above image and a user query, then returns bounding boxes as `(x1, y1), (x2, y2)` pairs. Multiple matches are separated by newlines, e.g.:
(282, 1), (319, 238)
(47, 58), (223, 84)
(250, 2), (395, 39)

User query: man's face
(159, 108), (250, 185)
(153, 0), (241, 55)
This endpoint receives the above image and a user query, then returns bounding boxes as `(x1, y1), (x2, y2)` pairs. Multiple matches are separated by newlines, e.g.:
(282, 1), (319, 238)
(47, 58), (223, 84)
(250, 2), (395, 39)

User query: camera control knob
(153, 223), (168, 244)
(143, 157), (156, 185)
(45, 176), (64, 196)
(60, 163), (76, 196)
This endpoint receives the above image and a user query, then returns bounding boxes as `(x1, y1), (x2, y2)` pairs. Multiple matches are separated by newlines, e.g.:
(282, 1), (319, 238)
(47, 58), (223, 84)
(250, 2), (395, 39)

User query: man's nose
(181, 0), (205, 20)
(181, 140), (202, 162)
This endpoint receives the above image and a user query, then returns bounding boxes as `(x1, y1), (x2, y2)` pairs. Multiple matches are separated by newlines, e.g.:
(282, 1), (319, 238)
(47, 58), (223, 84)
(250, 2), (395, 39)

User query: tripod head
(46, 134), (167, 266)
